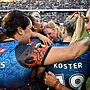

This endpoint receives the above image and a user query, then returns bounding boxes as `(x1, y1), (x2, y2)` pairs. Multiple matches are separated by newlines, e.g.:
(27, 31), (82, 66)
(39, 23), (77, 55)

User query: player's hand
(39, 34), (53, 45)
(44, 71), (58, 87)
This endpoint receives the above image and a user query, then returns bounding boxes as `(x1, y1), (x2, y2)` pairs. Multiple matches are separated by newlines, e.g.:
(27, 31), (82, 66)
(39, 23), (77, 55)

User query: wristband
(54, 80), (64, 90)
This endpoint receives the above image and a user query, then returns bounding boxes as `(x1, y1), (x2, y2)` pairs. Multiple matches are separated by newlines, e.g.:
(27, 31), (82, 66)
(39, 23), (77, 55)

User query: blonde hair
(45, 21), (62, 38)
(57, 25), (63, 38)
(63, 12), (85, 44)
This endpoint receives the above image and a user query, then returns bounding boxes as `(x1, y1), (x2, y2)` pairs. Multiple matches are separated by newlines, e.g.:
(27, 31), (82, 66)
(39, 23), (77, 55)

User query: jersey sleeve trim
(41, 46), (52, 65)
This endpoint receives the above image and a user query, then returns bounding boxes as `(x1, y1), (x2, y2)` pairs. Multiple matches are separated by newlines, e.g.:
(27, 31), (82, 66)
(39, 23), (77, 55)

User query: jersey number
(56, 73), (84, 89)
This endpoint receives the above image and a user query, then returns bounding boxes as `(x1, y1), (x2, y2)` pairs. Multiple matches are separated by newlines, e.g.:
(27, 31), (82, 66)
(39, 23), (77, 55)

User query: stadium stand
(0, 0), (90, 24)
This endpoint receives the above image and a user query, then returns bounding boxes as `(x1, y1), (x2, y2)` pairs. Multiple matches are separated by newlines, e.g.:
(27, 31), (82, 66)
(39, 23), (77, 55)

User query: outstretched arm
(44, 37), (90, 65)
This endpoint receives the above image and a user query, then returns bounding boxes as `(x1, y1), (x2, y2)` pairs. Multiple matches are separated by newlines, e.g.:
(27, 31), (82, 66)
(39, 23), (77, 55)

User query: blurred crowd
(41, 12), (70, 23)
(0, 0), (89, 9)
(0, 11), (73, 24)
(0, 0), (89, 23)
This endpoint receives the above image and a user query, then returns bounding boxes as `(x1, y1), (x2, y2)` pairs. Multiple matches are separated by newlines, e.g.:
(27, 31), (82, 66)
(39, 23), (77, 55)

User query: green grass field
(81, 29), (88, 39)
(86, 78), (90, 90)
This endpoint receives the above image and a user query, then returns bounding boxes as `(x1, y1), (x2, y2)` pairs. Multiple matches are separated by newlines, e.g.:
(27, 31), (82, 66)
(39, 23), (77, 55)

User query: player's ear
(17, 27), (24, 35)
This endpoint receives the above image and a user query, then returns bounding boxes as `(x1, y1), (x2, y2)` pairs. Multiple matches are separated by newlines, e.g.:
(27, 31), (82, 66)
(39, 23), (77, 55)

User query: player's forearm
(31, 31), (40, 38)
(44, 37), (90, 65)
(54, 80), (71, 90)
(68, 37), (90, 59)
(61, 86), (71, 90)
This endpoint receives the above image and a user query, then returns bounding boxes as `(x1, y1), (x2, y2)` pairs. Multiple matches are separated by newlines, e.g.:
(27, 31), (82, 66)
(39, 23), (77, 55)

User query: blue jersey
(0, 40), (51, 89)
(51, 38), (63, 46)
(47, 42), (90, 90)
(31, 38), (49, 90)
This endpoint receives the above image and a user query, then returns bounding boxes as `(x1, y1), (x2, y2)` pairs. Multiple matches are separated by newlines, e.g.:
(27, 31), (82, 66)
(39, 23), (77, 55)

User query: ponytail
(70, 12), (85, 44)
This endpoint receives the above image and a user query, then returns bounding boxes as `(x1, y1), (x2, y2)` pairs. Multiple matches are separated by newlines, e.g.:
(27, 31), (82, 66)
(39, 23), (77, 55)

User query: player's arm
(18, 37), (90, 67)
(31, 31), (52, 45)
(44, 37), (90, 65)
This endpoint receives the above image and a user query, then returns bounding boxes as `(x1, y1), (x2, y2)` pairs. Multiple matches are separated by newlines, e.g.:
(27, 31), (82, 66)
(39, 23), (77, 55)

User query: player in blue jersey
(30, 15), (53, 90)
(0, 10), (90, 90)
(30, 15), (52, 45)
(43, 21), (63, 44)
(45, 11), (90, 90)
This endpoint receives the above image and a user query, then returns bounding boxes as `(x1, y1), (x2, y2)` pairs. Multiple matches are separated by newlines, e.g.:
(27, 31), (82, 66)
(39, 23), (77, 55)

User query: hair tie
(77, 11), (85, 19)
(0, 26), (7, 35)
(70, 12), (77, 19)
(77, 11), (81, 16)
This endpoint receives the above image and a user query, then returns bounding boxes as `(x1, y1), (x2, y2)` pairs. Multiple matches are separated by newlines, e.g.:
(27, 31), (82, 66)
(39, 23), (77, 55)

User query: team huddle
(0, 8), (90, 90)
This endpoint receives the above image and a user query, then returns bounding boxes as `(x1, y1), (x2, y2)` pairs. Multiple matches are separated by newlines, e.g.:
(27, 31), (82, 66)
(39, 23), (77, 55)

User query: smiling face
(85, 8), (90, 34)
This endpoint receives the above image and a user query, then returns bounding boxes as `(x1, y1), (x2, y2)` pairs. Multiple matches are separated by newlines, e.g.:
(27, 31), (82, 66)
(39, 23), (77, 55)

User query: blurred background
(0, 0), (90, 24)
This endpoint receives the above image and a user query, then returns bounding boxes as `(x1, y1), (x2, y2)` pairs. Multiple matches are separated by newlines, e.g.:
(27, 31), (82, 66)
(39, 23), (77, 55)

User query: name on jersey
(54, 62), (82, 69)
